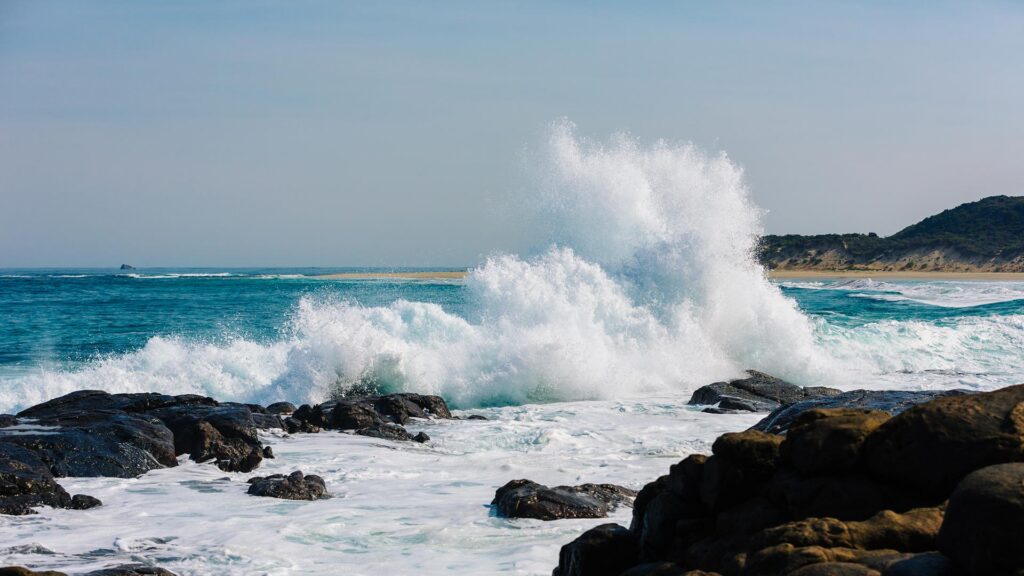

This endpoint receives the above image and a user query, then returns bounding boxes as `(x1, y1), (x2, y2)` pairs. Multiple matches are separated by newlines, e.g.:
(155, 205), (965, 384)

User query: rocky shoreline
(553, 375), (1024, 576)
(2, 375), (1021, 575)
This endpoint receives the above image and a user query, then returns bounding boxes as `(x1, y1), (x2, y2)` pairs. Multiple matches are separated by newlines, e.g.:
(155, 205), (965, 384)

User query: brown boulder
(781, 409), (891, 475)
(864, 385), (1024, 499)
(936, 463), (1024, 576)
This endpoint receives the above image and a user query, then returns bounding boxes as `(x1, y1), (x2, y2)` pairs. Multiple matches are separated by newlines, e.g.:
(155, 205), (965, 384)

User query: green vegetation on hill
(759, 196), (1024, 270)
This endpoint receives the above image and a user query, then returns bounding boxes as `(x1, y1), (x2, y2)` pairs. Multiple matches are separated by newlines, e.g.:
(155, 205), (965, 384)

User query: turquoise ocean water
(3, 268), (1024, 413)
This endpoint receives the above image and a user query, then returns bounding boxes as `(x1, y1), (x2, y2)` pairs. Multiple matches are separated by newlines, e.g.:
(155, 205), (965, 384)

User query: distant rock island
(760, 195), (1024, 272)
(119, 264), (135, 270)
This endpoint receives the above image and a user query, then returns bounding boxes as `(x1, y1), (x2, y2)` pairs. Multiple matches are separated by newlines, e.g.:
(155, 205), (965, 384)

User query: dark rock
(70, 494), (102, 509)
(864, 384), (1024, 499)
(0, 568), (68, 576)
(788, 562), (882, 576)
(148, 405), (263, 472)
(247, 470), (327, 500)
(764, 470), (906, 522)
(880, 552), (961, 576)
(356, 423), (415, 442)
(619, 563), (717, 575)
(249, 413), (283, 430)
(781, 409), (891, 475)
(492, 479), (635, 521)
(0, 415), (17, 428)
(632, 455), (708, 562)
(82, 566), (176, 575)
(0, 442), (73, 515)
(463, 414), (488, 420)
(552, 523), (638, 576)
(413, 432), (430, 443)
(266, 402), (296, 415)
(328, 400), (384, 430)
(936, 463), (1024, 576)
(262, 446), (274, 459)
(689, 371), (841, 413)
(753, 389), (970, 435)
(1, 411), (176, 478)
(283, 417), (320, 434)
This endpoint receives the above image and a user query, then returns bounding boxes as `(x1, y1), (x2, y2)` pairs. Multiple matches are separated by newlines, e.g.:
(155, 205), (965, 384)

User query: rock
(620, 564), (719, 576)
(148, 405), (264, 472)
(1, 411), (176, 478)
(700, 431), (783, 512)
(0, 443), (73, 515)
(749, 507), (943, 554)
(262, 446), (274, 459)
(864, 385), (1024, 499)
(265, 402), (296, 415)
(689, 371), (841, 413)
(249, 412), (283, 430)
(632, 455), (709, 562)
(70, 494), (102, 509)
(880, 552), (961, 576)
(781, 409), (891, 475)
(753, 389), (971, 435)
(247, 471), (328, 500)
(413, 432), (430, 443)
(936, 463), (1024, 576)
(0, 415), (17, 427)
(788, 563), (881, 576)
(463, 414), (488, 420)
(492, 479), (636, 521)
(552, 523), (638, 576)
(0, 568), (68, 575)
(764, 471), (902, 522)
(82, 566), (176, 576)
(119, 264), (135, 270)
(356, 423), (415, 442)
(283, 417), (320, 434)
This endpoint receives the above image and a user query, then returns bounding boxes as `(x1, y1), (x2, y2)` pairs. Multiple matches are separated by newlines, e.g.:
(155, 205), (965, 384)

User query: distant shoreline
(314, 269), (1024, 281)
(767, 269), (1024, 280)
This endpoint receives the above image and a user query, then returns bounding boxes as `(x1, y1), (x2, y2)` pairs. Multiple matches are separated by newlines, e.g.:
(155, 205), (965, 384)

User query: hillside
(759, 195), (1024, 272)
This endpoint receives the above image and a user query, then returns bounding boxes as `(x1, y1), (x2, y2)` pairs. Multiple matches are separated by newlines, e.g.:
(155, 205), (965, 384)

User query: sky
(2, 1), (1023, 267)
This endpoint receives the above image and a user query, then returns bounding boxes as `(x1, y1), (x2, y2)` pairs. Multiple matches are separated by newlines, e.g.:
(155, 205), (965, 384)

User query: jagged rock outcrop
(556, 384), (1024, 576)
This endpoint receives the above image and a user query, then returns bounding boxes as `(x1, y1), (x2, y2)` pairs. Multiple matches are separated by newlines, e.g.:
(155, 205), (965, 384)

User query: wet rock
(261, 446), (274, 459)
(149, 405), (263, 472)
(552, 523), (638, 576)
(0, 443), (101, 515)
(248, 412), (283, 430)
(462, 414), (488, 420)
(788, 562), (881, 576)
(864, 384), (1024, 499)
(781, 409), (891, 475)
(265, 402), (296, 415)
(753, 389), (970, 435)
(936, 463), (1024, 576)
(0, 415), (17, 428)
(492, 479), (636, 521)
(689, 371), (841, 413)
(247, 470), (328, 500)
(356, 423), (415, 442)
(0, 568), (68, 576)
(632, 455), (708, 562)
(1, 411), (176, 478)
(70, 494), (102, 509)
(283, 416), (320, 434)
(413, 431), (430, 443)
(620, 564), (719, 575)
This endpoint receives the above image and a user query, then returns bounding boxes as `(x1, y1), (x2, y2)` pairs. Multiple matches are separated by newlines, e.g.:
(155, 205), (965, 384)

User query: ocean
(3, 127), (1024, 574)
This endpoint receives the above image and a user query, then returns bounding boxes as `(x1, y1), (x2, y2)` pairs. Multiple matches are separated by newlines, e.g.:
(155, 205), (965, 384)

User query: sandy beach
(768, 269), (1024, 280)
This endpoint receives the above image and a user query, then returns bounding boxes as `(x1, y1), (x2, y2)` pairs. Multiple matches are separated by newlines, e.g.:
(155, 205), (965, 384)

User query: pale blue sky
(2, 1), (1023, 266)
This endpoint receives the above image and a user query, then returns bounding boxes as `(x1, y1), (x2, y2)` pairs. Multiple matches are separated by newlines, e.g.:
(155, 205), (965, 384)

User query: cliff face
(759, 196), (1024, 272)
